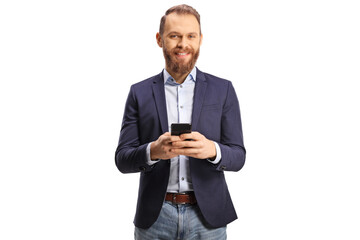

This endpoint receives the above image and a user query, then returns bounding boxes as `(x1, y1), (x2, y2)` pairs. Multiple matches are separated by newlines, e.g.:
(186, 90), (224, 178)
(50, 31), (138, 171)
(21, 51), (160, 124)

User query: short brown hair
(159, 4), (201, 36)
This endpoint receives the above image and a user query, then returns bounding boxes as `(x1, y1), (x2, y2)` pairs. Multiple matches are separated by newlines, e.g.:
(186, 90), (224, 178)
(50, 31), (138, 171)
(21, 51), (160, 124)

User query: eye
(170, 35), (178, 39)
(188, 35), (196, 39)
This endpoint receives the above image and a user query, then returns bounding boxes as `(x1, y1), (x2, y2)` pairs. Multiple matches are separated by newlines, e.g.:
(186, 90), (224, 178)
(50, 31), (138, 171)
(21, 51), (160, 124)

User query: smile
(176, 52), (190, 58)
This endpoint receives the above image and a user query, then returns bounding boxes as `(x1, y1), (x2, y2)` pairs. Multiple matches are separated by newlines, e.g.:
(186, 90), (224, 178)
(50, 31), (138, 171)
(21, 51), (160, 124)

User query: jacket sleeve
(115, 86), (154, 173)
(216, 81), (246, 172)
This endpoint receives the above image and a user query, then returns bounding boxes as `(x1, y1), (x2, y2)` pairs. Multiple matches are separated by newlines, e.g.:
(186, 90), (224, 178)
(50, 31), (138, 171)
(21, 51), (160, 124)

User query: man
(115, 4), (246, 240)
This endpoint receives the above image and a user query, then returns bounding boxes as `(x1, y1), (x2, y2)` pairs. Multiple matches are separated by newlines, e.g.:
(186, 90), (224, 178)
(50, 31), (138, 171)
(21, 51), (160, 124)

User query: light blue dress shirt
(146, 67), (221, 193)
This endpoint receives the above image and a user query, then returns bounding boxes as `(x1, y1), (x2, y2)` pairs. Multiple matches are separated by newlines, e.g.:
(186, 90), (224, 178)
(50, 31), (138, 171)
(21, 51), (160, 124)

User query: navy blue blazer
(115, 68), (246, 229)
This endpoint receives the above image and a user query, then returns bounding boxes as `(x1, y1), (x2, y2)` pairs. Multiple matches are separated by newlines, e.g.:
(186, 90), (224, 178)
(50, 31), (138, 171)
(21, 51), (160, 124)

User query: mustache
(172, 47), (194, 54)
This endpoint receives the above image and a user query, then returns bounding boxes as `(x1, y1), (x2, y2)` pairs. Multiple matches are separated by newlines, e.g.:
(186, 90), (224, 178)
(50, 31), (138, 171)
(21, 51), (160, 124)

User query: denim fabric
(134, 202), (226, 240)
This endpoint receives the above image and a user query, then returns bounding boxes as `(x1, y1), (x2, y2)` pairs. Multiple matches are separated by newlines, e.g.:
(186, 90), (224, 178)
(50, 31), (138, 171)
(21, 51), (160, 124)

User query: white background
(1, 0), (359, 239)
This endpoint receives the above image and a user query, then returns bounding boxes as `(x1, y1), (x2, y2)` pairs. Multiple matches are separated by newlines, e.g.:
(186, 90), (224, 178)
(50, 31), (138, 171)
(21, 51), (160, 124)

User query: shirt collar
(163, 67), (197, 85)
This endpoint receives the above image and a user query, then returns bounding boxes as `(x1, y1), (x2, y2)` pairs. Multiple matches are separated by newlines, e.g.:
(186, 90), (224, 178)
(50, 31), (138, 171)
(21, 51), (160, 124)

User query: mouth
(176, 52), (190, 59)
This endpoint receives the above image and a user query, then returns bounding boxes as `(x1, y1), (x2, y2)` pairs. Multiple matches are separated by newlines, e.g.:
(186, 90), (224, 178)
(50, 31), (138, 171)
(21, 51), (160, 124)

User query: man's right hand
(150, 132), (181, 160)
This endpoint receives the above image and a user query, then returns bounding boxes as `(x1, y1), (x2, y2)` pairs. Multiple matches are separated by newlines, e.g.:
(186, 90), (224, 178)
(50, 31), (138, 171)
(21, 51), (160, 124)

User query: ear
(200, 33), (203, 46)
(156, 33), (163, 48)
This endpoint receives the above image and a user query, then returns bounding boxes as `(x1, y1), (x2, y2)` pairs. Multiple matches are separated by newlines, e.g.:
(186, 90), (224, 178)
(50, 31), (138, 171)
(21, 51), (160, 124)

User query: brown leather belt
(165, 192), (197, 205)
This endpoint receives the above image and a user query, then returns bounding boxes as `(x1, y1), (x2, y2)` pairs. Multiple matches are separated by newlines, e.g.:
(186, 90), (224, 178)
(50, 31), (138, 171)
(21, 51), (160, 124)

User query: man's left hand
(170, 131), (216, 160)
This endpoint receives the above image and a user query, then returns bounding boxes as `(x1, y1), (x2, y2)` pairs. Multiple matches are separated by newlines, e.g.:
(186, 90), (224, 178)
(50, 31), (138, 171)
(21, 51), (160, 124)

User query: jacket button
(220, 165), (226, 170)
(139, 166), (146, 171)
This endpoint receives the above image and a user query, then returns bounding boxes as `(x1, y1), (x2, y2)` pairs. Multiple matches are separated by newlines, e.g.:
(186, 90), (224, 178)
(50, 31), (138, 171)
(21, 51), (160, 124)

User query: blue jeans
(134, 201), (226, 240)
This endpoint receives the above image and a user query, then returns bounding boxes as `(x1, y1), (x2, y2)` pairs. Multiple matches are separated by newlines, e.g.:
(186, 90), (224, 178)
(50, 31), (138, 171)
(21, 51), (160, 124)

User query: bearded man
(115, 4), (246, 240)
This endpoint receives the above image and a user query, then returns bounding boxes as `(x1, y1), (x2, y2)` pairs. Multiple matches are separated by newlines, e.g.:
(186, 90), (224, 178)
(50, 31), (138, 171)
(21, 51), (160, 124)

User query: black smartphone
(171, 123), (192, 136)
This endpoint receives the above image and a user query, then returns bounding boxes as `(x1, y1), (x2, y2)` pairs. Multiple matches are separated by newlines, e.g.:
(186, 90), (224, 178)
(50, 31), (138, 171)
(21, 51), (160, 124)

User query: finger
(179, 133), (194, 140)
(164, 149), (179, 158)
(161, 134), (175, 143)
(169, 135), (182, 142)
(161, 138), (172, 145)
(180, 131), (202, 141)
(163, 142), (174, 148)
(170, 147), (201, 156)
(172, 140), (202, 148)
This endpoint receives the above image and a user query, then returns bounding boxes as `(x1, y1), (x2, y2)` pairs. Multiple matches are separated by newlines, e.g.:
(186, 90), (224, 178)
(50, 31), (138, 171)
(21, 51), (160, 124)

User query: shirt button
(180, 85), (183, 88)
(180, 106), (183, 109)
(181, 177), (185, 181)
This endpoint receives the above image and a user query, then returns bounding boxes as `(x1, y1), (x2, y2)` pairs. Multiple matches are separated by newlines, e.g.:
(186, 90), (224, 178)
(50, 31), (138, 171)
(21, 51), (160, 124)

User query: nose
(177, 37), (189, 49)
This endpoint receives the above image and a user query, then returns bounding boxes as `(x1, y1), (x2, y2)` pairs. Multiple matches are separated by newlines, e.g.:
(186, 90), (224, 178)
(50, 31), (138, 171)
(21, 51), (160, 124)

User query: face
(157, 13), (203, 75)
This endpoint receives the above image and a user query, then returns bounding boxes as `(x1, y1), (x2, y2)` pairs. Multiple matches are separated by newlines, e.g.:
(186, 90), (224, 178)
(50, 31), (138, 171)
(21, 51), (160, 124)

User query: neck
(165, 67), (190, 84)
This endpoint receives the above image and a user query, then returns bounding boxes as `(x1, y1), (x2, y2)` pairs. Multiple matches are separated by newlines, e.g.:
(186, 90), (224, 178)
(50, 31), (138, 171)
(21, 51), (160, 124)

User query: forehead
(163, 13), (200, 34)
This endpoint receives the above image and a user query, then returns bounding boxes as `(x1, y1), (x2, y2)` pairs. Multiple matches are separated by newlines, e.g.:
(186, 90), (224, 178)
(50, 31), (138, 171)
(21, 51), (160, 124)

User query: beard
(163, 43), (200, 75)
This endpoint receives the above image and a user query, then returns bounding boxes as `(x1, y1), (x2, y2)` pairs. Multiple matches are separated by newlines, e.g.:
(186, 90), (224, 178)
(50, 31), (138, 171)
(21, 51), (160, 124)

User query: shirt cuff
(208, 142), (222, 164)
(146, 142), (160, 166)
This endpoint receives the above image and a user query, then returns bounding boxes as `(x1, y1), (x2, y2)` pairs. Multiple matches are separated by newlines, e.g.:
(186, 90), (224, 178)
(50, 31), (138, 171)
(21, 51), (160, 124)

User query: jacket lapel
(152, 72), (169, 133)
(191, 68), (207, 131)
